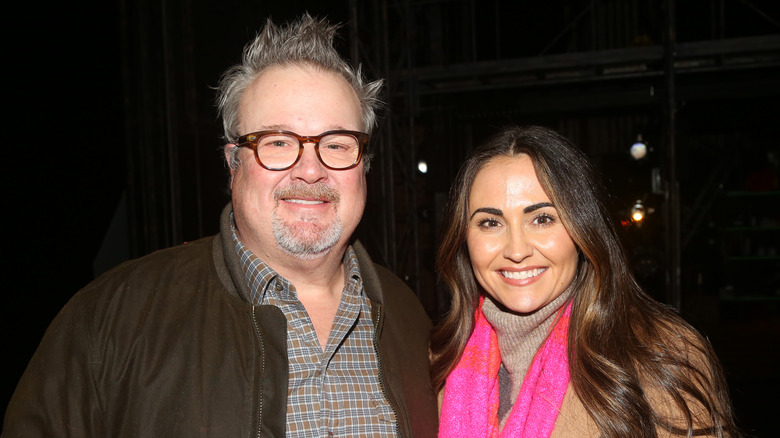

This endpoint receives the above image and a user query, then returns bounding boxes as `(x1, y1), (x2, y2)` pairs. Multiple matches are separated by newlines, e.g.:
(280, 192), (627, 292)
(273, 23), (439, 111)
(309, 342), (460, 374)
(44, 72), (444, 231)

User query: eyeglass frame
(235, 129), (370, 171)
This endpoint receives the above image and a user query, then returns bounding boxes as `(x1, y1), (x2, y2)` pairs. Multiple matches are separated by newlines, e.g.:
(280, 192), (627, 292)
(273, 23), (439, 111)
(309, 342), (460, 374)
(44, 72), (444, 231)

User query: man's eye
(261, 136), (295, 148)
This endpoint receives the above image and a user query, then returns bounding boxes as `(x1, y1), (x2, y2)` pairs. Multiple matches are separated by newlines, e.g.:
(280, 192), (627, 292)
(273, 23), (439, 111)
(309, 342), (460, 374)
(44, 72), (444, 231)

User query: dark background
(3, 1), (778, 436)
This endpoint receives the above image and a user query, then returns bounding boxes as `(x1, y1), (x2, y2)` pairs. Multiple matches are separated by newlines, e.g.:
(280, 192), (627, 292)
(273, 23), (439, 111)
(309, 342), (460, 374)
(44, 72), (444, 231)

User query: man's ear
(224, 143), (238, 175)
(224, 143), (239, 189)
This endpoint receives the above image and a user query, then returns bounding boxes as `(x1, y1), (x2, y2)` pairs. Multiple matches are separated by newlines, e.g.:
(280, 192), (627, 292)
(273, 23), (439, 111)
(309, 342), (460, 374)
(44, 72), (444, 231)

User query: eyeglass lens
(257, 132), (360, 169)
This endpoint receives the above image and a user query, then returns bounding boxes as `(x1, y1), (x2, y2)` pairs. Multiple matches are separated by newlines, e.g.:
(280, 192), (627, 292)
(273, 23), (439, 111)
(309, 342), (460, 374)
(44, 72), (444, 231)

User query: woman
(431, 126), (739, 437)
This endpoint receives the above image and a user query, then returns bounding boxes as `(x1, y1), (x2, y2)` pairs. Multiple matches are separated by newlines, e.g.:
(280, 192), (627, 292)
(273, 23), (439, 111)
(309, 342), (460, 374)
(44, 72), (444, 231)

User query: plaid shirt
(231, 225), (396, 437)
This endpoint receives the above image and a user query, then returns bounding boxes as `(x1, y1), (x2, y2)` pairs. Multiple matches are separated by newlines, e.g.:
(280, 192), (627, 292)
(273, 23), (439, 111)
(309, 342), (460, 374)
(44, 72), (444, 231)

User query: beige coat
(439, 381), (719, 437)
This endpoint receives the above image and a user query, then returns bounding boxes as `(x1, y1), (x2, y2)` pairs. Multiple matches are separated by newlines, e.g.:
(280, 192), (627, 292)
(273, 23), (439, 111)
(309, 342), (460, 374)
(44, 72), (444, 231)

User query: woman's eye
(533, 214), (555, 225)
(477, 218), (500, 229)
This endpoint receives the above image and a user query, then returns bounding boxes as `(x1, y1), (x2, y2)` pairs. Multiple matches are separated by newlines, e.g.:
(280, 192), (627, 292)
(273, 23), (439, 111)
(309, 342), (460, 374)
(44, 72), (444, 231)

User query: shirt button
(275, 282), (283, 291)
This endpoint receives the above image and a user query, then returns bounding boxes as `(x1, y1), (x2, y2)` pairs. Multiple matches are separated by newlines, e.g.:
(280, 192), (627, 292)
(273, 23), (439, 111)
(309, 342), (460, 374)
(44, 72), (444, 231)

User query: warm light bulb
(630, 141), (647, 160)
(630, 201), (646, 222)
(417, 160), (428, 174)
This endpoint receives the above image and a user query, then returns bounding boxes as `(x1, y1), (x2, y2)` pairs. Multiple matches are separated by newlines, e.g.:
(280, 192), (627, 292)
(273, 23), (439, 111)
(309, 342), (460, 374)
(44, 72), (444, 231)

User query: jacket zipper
(251, 307), (265, 438)
(372, 303), (402, 437)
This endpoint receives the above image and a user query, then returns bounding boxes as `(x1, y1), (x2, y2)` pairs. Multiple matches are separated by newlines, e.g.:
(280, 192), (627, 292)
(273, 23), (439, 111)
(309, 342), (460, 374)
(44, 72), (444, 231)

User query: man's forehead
(237, 65), (362, 133)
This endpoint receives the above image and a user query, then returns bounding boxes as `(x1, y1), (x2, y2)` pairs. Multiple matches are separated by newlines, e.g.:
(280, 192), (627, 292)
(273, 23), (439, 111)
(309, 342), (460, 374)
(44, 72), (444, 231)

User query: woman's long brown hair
(430, 125), (740, 437)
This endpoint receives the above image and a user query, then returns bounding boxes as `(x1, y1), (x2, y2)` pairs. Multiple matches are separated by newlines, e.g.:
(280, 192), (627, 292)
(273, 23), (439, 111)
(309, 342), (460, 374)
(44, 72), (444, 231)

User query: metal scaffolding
(347, 0), (780, 312)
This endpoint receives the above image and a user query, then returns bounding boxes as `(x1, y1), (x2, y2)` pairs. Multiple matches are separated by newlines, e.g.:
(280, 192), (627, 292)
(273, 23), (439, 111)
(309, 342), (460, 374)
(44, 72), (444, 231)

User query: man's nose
(289, 142), (328, 182)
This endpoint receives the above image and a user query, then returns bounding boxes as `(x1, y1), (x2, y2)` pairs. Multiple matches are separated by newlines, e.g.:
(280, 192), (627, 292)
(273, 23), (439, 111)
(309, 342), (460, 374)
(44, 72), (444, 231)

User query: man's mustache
(274, 182), (340, 204)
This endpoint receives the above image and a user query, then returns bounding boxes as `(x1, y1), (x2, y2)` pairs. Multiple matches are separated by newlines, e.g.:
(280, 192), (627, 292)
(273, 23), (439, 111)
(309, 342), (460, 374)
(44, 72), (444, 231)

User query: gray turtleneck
(482, 288), (573, 428)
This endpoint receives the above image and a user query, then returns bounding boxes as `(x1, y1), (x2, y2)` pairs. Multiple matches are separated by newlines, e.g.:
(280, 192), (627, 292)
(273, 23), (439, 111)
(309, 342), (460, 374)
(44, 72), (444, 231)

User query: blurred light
(631, 201), (646, 222)
(417, 160), (428, 174)
(630, 134), (647, 160)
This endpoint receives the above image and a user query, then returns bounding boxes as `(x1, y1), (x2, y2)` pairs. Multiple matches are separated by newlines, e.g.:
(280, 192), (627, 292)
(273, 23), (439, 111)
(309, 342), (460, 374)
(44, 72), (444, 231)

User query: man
(3, 15), (438, 437)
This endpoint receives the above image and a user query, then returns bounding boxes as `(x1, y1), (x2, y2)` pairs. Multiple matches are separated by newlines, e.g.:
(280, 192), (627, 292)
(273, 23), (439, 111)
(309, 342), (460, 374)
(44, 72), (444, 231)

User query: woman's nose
(502, 227), (533, 262)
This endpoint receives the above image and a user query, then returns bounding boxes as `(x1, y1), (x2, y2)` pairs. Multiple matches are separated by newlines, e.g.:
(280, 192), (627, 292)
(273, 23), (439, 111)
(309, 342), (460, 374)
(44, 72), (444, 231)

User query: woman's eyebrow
(470, 207), (503, 219)
(523, 202), (554, 213)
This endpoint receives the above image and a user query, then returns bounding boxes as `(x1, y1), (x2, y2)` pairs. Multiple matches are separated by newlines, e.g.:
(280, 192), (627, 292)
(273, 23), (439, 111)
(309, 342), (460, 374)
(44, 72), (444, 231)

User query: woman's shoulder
(639, 315), (732, 436)
(571, 300), (735, 437)
(642, 311), (718, 374)
(552, 383), (600, 438)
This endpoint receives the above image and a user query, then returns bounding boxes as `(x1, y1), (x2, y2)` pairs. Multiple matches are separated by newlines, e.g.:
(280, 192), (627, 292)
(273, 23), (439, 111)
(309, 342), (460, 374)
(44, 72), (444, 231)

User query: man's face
(228, 65), (366, 261)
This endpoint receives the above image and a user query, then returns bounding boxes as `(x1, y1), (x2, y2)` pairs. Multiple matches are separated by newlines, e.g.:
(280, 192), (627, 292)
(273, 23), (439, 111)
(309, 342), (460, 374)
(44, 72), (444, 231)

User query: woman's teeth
(501, 268), (546, 280)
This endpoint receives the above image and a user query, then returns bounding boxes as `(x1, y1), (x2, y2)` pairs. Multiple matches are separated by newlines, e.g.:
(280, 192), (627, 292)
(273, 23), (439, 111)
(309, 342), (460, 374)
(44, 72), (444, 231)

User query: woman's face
(466, 154), (579, 313)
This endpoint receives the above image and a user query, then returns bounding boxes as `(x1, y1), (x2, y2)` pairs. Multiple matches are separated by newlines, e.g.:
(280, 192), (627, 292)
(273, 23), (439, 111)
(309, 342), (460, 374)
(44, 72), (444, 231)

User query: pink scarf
(439, 298), (572, 437)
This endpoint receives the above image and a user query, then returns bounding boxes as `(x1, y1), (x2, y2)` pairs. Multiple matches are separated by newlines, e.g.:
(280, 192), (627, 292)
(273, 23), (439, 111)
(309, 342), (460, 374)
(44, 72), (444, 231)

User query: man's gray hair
(217, 14), (384, 172)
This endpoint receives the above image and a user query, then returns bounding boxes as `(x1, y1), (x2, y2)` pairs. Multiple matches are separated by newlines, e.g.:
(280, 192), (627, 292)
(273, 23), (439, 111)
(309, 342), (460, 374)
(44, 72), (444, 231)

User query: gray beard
(272, 213), (343, 260)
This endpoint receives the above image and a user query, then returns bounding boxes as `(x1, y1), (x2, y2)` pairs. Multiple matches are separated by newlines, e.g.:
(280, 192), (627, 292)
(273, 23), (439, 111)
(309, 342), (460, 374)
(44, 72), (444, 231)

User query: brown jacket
(3, 205), (438, 437)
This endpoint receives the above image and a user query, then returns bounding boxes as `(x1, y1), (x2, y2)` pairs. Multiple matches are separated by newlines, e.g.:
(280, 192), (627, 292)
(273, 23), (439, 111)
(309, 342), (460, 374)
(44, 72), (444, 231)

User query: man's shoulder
(77, 235), (219, 304)
(374, 264), (431, 322)
(370, 263), (414, 297)
(352, 244), (432, 328)
(96, 236), (215, 280)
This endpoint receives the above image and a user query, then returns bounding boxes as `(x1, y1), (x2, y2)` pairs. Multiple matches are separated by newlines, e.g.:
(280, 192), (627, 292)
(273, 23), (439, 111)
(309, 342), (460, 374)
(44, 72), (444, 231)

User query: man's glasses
(236, 130), (369, 171)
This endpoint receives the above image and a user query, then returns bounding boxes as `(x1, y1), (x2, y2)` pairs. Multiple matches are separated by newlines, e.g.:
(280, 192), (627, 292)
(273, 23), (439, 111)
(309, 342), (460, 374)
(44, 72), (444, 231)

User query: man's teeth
(501, 268), (546, 280)
(287, 199), (324, 205)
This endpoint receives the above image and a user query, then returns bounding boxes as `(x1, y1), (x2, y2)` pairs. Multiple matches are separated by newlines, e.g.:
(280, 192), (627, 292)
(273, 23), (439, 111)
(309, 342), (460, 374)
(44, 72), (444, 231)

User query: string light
(631, 201), (646, 222)
(630, 134), (648, 160)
